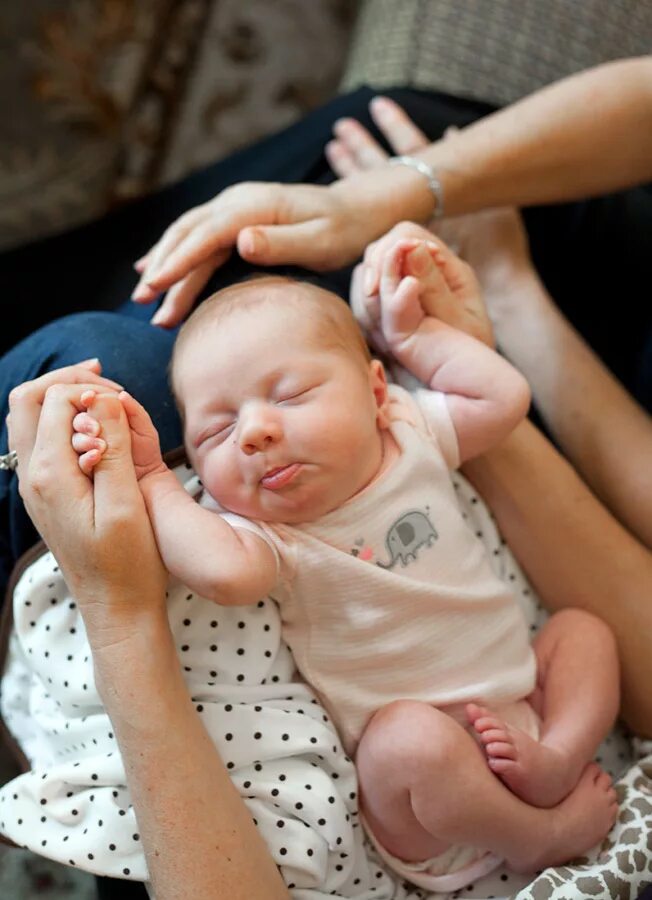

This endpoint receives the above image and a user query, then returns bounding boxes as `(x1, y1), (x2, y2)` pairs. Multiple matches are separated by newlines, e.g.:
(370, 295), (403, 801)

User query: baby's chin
(209, 484), (345, 525)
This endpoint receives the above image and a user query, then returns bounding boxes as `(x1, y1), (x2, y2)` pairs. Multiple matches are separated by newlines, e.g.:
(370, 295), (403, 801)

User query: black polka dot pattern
(0, 465), (641, 895)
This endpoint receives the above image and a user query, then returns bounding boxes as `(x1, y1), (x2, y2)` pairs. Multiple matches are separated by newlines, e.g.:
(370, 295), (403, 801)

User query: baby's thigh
(356, 700), (472, 860)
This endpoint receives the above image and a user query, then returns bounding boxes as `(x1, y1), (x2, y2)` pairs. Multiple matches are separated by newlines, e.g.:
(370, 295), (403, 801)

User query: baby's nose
(239, 409), (282, 455)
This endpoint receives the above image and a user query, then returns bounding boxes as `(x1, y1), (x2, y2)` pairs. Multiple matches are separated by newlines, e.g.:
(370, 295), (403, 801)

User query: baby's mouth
(260, 463), (302, 490)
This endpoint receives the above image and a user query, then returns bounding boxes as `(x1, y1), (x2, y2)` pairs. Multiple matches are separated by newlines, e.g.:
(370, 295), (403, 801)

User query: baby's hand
(73, 390), (166, 481)
(353, 221), (494, 350)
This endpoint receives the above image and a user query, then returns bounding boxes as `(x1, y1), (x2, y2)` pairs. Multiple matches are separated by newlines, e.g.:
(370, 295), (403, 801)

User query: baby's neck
(348, 428), (400, 502)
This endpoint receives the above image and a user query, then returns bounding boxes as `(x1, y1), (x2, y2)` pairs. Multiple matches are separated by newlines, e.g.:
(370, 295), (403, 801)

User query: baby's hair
(169, 274), (371, 411)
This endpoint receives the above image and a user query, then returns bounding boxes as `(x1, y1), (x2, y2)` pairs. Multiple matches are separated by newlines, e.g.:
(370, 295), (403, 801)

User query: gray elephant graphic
(377, 509), (438, 569)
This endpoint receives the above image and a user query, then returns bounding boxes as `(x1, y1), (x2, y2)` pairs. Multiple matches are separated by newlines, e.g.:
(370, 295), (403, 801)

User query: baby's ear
(368, 359), (391, 428)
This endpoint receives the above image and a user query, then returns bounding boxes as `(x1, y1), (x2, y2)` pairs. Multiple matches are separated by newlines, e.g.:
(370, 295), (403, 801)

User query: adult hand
(8, 361), (168, 642)
(325, 95), (430, 176)
(132, 166), (437, 329)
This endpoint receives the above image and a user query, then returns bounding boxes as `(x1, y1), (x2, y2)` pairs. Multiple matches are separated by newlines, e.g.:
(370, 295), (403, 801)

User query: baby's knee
(358, 700), (467, 780)
(549, 608), (617, 655)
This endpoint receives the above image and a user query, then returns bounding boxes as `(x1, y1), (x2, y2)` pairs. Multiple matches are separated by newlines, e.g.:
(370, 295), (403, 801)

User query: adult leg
(468, 609), (619, 807)
(356, 700), (617, 872)
(0, 312), (179, 596)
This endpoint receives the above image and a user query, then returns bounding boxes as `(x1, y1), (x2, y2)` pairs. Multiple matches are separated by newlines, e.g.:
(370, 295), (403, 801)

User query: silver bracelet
(389, 155), (444, 219)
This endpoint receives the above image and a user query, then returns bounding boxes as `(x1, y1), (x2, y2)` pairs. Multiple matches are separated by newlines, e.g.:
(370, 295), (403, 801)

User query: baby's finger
(381, 276), (423, 341)
(72, 433), (106, 455)
(369, 96), (429, 155)
(119, 391), (158, 439)
(72, 411), (100, 437)
(78, 448), (103, 478)
(379, 239), (421, 300)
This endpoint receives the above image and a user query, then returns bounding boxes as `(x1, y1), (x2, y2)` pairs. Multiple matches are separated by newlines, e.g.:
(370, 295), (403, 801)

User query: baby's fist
(72, 391), (108, 476)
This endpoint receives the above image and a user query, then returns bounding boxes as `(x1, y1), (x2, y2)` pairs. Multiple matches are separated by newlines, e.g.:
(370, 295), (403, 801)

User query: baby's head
(171, 275), (390, 523)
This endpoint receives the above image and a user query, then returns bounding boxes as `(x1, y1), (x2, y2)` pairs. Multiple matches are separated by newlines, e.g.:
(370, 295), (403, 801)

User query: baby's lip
(260, 463), (302, 490)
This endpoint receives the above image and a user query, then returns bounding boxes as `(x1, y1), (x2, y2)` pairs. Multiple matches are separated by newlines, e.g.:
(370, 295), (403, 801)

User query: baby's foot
(508, 762), (618, 873)
(402, 239), (494, 347)
(466, 703), (580, 808)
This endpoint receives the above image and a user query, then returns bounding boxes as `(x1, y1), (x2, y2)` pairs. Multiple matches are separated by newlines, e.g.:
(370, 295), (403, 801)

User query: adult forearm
(489, 269), (652, 549)
(417, 57), (652, 215)
(462, 421), (652, 738)
(91, 608), (290, 900)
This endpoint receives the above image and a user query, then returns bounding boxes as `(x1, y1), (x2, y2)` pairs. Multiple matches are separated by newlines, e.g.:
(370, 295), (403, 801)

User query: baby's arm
(73, 391), (277, 605)
(377, 239), (531, 462)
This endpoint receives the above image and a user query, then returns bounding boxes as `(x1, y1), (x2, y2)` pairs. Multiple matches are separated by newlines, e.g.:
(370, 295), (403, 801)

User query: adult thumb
(237, 220), (337, 269)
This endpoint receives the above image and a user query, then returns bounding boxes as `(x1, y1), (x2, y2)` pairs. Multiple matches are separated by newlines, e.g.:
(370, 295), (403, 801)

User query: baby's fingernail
(363, 268), (376, 295)
(78, 357), (100, 368)
(151, 310), (166, 326)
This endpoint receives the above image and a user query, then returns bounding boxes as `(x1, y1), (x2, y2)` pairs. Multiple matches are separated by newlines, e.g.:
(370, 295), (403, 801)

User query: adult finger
(9, 368), (122, 473)
(146, 184), (288, 290)
(332, 118), (388, 169)
(369, 96), (430, 154)
(325, 140), (360, 178)
(151, 250), (230, 328)
(132, 205), (210, 301)
(237, 219), (346, 270)
(26, 383), (95, 508)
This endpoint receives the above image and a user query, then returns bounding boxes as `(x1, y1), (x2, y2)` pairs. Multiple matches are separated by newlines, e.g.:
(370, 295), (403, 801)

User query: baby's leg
(357, 700), (617, 874)
(468, 608), (619, 807)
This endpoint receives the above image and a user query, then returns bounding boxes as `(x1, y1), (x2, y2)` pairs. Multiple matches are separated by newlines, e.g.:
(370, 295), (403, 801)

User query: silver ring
(0, 450), (18, 471)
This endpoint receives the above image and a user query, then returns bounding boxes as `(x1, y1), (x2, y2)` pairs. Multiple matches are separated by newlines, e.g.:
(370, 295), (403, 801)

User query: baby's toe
(485, 741), (517, 760)
(479, 728), (509, 745)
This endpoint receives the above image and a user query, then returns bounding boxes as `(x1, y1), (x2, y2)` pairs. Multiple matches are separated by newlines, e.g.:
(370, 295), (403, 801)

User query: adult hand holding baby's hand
(352, 222), (494, 350)
(73, 390), (167, 482)
(8, 367), (168, 642)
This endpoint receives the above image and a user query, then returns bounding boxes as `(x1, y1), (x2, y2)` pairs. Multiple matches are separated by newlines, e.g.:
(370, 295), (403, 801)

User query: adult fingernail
(240, 230), (263, 257)
(151, 310), (166, 326)
(132, 283), (156, 302)
(79, 357), (100, 368)
(370, 96), (389, 113)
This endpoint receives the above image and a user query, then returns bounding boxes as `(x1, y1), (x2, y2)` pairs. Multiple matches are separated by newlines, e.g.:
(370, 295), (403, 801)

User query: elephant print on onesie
(377, 508), (438, 569)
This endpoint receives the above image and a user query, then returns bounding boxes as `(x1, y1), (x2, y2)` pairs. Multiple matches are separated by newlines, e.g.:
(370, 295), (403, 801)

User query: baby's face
(174, 300), (387, 523)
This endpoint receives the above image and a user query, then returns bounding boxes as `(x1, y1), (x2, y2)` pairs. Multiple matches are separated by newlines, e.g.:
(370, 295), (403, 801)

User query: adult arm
(476, 258), (652, 551)
(461, 419), (652, 739)
(135, 57), (652, 327)
(8, 368), (290, 900)
(331, 56), (652, 215)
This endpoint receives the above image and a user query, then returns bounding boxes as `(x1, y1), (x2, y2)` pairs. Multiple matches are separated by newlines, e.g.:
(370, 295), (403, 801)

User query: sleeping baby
(73, 227), (619, 892)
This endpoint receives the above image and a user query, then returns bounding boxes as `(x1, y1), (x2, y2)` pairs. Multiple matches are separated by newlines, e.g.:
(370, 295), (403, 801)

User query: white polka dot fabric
(0, 463), (638, 899)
